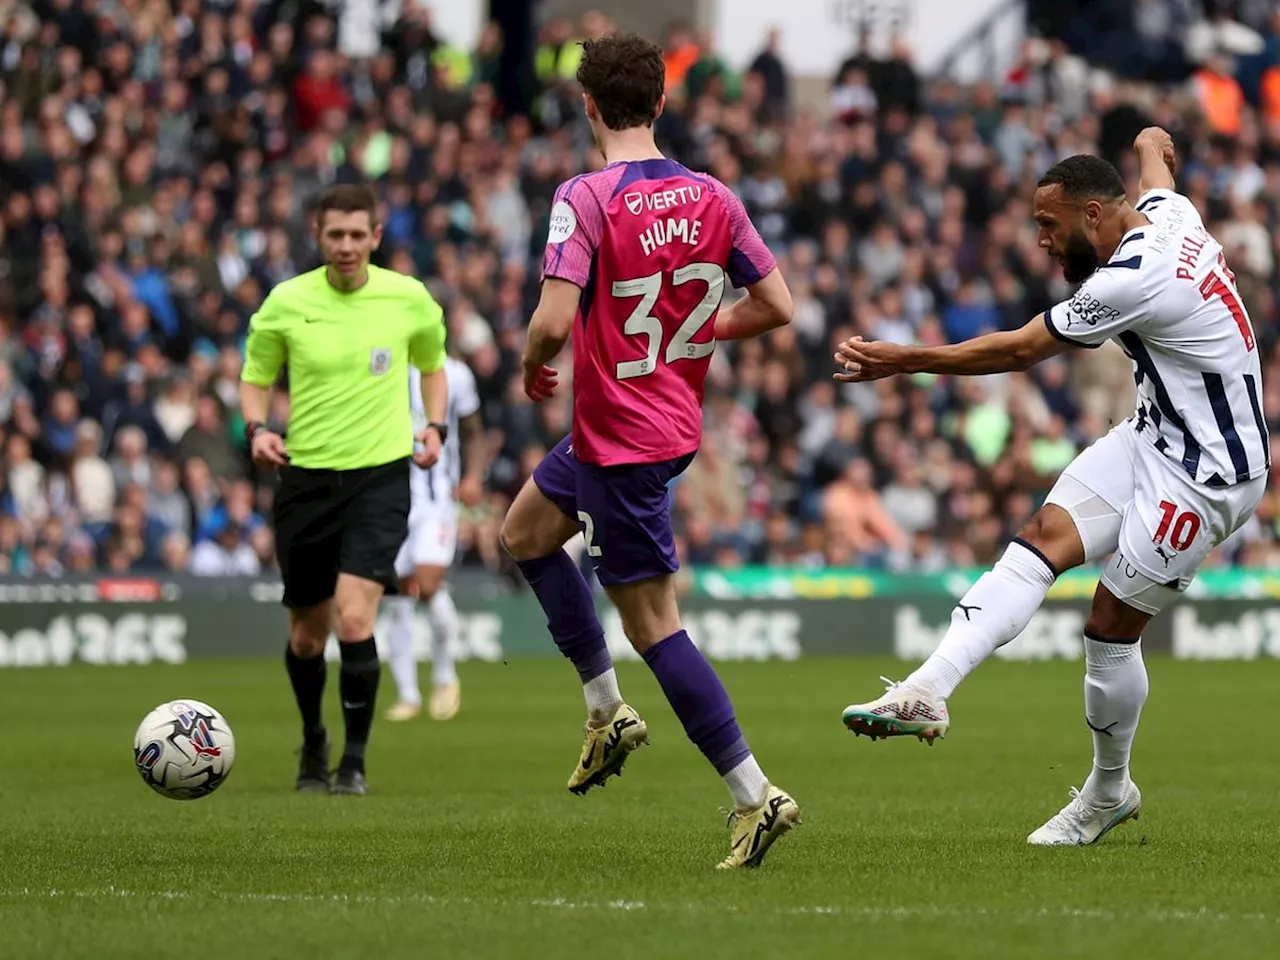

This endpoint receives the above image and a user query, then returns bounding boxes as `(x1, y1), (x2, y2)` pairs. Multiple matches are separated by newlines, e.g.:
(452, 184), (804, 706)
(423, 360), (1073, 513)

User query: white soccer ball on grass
(133, 699), (236, 800)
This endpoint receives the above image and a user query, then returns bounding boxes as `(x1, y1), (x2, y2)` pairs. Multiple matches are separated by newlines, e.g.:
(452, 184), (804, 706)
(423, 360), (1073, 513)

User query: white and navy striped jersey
(409, 357), (481, 502)
(1045, 188), (1269, 488)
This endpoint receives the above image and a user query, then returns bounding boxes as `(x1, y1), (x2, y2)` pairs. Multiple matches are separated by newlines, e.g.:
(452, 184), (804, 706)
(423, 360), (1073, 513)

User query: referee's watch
(425, 421), (448, 444)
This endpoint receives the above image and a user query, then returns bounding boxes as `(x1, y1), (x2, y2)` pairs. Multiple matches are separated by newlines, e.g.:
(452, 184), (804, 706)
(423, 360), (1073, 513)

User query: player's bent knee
(289, 631), (327, 658)
(332, 591), (376, 642)
(414, 566), (446, 599)
(1085, 583), (1152, 642)
(499, 511), (563, 562)
(1012, 505), (1085, 574)
(288, 604), (331, 656)
(605, 577), (681, 653)
(498, 519), (531, 560)
(501, 478), (579, 561)
(335, 606), (376, 642)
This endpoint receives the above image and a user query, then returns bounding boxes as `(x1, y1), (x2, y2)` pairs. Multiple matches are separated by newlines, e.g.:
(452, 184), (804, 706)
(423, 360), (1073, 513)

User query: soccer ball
(133, 699), (236, 800)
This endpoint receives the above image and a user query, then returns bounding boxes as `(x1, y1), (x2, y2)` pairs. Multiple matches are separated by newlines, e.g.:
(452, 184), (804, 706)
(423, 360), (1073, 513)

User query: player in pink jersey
(499, 33), (799, 869)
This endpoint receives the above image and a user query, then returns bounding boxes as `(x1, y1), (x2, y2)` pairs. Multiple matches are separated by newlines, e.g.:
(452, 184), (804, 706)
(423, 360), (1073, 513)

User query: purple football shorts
(532, 434), (694, 586)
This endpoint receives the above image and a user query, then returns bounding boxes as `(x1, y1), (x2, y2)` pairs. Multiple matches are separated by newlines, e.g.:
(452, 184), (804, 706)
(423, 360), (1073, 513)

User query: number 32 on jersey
(612, 263), (725, 380)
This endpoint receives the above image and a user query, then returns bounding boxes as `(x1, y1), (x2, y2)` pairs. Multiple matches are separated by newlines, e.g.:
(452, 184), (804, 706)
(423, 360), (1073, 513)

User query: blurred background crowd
(1, 0), (1278, 581)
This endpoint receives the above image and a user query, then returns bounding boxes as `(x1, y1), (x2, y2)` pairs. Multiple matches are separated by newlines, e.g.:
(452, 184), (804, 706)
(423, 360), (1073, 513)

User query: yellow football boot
(567, 704), (649, 795)
(384, 701), (421, 722)
(429, 681), (461, 721)
(717, 784), (801, 870)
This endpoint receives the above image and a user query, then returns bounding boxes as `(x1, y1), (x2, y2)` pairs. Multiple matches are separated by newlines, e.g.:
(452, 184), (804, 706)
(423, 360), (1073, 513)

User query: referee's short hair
(315, 183), (380, 227)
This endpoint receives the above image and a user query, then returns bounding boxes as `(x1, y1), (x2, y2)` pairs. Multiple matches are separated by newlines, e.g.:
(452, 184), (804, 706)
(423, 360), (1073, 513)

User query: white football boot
(1027, 781), (1142, 846)
(841, 677), (950, 745)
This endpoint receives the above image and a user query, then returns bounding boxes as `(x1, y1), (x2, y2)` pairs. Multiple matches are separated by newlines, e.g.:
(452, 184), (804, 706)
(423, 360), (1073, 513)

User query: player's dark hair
(1038, 155), (1126, 201)
(576, 32), (665, 131)
(315, 184), (380, 227)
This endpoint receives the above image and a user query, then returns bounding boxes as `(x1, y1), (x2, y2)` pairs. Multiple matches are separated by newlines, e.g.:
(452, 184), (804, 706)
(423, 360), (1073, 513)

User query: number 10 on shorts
(1154, 500), (1201, 551)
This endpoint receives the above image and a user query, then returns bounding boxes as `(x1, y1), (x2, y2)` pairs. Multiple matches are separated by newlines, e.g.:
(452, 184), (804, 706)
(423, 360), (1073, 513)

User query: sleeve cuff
(541, 271), (587, 289)
(1043, 307), (1101, 350)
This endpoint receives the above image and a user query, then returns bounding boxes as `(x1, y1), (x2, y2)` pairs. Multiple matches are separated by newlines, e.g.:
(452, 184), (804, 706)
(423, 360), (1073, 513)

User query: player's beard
(1061, 228), (1100, 284)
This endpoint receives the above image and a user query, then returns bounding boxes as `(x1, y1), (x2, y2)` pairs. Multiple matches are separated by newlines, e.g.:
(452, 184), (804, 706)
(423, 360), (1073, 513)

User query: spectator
(4, 432), (46, 524)
(110, 425), (152, 492)
(176, 394), (243, 483)
(748, 28), (790, 120)
(1192, 53), (1247, 136)
(880, 459), (939, 536)
(153, 376), (198, 445)
(41, 387), (80, 468)
(149, 459), (191, 538)
(823, 458), (910, 565)
(292, 49), (351, 134)
(189, 519), (260, 576)
(70, 420), (115, 525)
(160, 530), (193, 573)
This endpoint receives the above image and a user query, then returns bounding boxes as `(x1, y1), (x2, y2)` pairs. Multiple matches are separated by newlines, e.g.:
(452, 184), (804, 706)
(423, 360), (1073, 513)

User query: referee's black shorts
(273, 456), (410, 610)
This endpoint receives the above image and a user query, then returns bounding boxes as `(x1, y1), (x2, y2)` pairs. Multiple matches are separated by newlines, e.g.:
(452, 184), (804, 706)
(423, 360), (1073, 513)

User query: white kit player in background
(383, 356), (487, 722)
(834, 127), (1269, 845)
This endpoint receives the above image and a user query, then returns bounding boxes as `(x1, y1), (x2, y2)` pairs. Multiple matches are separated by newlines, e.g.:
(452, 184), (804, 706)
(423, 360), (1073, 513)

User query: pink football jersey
(541, 158), (777, 467)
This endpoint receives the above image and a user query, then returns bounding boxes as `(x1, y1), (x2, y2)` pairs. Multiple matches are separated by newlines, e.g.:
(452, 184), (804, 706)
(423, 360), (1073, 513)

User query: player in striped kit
(835, 128), (1268, 845)
(383, 356), (485, 722)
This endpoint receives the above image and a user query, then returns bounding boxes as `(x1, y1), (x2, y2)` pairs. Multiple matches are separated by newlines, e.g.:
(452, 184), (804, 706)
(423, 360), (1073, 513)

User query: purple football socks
(516, 551), (613, 682)
(642, 630), (751, 774)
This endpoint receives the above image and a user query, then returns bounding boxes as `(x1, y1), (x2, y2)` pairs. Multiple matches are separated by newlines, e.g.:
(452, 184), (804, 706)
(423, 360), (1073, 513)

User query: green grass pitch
(2, 656), (1279, 959)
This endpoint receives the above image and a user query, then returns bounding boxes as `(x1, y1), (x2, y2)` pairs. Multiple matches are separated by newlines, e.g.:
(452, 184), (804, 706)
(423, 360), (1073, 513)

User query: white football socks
(583, 669), (624, 726)
(723, 754), (769, 811)
(1081, 635), (1148, 806)
(384, 595), (422, 707)
(905, 540), (1057, 699)
(425, 589), (460, 686)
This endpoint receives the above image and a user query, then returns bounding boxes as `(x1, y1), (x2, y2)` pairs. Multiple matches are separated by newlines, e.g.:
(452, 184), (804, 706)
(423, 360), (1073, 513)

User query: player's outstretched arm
(833, 314), (1072, 382)
(1135, 126), (1177, 195)
(714, 267), (793, 341)
(521, 278), (580, 401)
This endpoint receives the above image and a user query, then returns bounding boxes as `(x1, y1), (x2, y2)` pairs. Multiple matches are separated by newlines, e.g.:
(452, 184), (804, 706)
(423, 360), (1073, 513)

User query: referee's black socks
(285, 644), (327, 747)
(338, 637), (381, 772)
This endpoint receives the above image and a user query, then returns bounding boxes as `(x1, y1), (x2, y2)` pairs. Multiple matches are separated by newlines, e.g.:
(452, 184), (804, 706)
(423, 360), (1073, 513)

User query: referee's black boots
(331, 765), (368, 796)
(295, 734), (332, 793)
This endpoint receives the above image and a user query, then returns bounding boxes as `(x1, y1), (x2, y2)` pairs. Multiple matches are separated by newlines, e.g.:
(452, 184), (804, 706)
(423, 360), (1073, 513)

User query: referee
(240, 184), (448, 796)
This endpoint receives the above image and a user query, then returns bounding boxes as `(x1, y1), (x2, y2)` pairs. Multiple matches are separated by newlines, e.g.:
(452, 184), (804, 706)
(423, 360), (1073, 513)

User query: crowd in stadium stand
(0, 1), (1278, 581)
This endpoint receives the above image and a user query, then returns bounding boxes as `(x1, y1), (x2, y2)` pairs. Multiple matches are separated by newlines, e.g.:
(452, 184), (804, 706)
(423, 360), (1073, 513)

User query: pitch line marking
(1, 887), (1275, 925)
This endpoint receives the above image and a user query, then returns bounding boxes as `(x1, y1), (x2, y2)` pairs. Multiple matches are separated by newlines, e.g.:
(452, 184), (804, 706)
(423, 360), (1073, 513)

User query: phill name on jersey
(625, 185), (704, 257)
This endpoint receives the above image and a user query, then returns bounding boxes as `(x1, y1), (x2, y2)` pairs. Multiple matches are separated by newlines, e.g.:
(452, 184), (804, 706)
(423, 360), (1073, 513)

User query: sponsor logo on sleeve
(1066, 290), (1119, 328)
(547, 201), (577, 244)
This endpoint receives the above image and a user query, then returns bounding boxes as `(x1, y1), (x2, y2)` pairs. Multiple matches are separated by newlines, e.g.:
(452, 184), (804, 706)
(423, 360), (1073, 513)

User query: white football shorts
(394, 499), (458, 578)
(1044, 419), (1265, 616)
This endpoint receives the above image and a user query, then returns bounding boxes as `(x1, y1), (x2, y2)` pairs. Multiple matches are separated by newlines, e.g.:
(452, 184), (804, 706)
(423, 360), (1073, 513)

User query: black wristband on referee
(246, 420), (267, 444)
